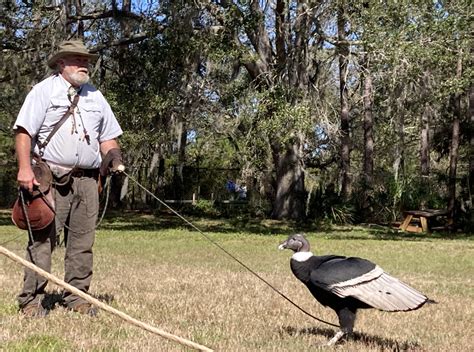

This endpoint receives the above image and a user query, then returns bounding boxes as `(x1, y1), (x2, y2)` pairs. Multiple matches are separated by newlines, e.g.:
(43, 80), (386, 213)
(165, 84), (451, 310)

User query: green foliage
(399, 178), (446, 210)
(194, 199), (219, 215)
(0, 117), (16, 206)
(327, 204), (356, 225)
(254, 87), (314, 146)
(307, 184), (356, 224)
(369, 173), (447, 223)
(180, 199), (221, 218)
(0, 1), (472, 227)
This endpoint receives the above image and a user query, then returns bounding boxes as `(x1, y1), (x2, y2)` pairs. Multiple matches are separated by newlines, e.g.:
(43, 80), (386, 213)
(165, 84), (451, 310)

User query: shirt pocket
(47, 98), (69, 115)
(49, 97), (70, 109)
(81, 102), (102, 122)
(80, 103), (102, 138)
(44, 98), (70, 129)
(80, 102), (101, 116)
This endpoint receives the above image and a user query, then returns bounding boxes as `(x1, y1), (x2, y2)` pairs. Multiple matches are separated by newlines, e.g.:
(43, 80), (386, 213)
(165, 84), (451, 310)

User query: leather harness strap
(37, 92), (80, 153)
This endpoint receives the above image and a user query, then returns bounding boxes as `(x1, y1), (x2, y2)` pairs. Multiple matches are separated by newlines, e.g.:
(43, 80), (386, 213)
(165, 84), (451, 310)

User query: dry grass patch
(1, 213), (473, 351)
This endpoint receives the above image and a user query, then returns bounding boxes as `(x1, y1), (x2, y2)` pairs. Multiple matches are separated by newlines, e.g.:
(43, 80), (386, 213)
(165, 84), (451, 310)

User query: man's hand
(100, 139), (124, 175)
(108, 148), (124, 173)
(17, 166), (40, 193)
(100, 148), (124, 176)
(110, 157), (125, 174)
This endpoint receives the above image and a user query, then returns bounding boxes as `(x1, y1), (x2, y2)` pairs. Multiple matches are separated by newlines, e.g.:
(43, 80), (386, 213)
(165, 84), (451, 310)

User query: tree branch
(67, 9), (143, 23)
(90, 32), (153, 52)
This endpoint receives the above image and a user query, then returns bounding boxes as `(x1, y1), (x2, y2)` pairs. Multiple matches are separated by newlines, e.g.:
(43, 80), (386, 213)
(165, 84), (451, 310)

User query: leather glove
(100, 148), (125, 176)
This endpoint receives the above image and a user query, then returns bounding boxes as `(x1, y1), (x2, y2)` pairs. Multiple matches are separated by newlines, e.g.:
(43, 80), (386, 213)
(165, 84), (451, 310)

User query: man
(13, 39), (124, 317)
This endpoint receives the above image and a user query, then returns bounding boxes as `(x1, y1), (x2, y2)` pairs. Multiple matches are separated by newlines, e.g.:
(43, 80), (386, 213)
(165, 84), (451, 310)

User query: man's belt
(71, 168), (100, 178)
(53, 167), (100, 186)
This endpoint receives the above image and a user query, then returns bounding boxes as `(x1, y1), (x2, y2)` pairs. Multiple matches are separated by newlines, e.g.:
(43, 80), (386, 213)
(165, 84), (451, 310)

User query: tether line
(123, 170), (339, 328)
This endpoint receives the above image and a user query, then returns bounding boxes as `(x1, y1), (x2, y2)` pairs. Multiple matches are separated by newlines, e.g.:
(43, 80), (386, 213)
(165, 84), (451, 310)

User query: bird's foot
(327, 331), (345, 346)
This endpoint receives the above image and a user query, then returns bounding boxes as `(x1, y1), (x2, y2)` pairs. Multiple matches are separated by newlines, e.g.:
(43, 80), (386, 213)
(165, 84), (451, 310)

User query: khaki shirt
(14, 74), (123, 169)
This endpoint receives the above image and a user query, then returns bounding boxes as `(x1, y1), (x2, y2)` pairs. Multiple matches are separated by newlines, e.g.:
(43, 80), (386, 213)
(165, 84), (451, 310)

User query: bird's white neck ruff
(292, 252), (313, 262)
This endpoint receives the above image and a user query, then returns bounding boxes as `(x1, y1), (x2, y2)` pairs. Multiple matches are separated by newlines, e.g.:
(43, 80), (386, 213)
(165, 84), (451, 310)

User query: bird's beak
(278, 241), (288, 250)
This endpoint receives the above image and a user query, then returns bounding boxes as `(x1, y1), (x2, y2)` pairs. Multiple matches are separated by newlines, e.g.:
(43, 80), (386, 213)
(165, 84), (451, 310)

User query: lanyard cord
(67, 86), (90, 145)
(18, 189), (37, 265)
(19, 190), (35, 245)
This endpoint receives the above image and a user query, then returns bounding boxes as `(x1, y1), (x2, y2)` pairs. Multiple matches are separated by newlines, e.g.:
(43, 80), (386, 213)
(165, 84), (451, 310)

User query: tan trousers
(18, 174), (99, 309)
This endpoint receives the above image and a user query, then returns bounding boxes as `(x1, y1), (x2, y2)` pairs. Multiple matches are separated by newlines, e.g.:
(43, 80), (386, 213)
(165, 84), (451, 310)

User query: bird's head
(278, 233), (311, 253)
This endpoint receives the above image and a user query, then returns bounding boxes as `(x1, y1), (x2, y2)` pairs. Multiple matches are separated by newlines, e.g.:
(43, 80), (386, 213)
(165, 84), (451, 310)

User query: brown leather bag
(11, 156), (55, 231)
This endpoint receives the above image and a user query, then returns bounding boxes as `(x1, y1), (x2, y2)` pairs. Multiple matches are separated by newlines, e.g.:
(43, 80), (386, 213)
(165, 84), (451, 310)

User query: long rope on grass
(123, 171), (340, 328)
(0, 245), (213, 352)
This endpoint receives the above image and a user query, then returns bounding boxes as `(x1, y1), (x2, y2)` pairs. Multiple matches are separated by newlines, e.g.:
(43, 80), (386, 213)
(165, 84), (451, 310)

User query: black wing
(310, 256), (376, 286)
(310, 256), (427, 311)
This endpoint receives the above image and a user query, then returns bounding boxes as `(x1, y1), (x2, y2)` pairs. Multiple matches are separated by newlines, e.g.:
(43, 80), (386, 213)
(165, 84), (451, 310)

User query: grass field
(0, 210), (473, 351)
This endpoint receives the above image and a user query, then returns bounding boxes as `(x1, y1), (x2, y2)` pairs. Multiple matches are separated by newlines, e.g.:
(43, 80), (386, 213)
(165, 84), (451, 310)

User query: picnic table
(399, 209), (451, 233)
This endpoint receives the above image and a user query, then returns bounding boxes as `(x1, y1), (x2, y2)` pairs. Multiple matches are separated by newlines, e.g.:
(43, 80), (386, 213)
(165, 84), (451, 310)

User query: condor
(279, 233), (431, 345)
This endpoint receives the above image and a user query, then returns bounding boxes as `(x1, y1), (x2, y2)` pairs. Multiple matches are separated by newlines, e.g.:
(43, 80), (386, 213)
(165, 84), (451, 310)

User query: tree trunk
(420, 106), (431, 176)
(393, 84), (405, 183)
(115, 0), (132, 75)
(420, 71), (432, 209)
(447, 54), (462, 218)
(447, 100), (460, 217)
(64, 0), (74, 35)
(270, 2), (310, 220)
(469, 85), (474, 205)
(362, 56), (374, 212)
(172, 114), (187, 200)
(468, 84), (474, 228)
(338, 3), (351, 200)
(75, 0), (84, 37)
(420, 72), (431, 177)
(247, 1), (309, 220)
(271, 135), (306, 220)
(147, 146), (166, 200)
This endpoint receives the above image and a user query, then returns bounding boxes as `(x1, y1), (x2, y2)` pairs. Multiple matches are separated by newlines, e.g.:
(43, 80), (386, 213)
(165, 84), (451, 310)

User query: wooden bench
(399, 209), (451, 233)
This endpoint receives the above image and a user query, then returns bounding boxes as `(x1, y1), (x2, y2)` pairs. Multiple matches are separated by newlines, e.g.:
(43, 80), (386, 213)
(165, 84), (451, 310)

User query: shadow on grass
(42, 289), (115, 311)
(96, 211), (299, 235)
(95, 210), (472, 240)
(282, 325), (422, 350)
(2, 208), (471, 240)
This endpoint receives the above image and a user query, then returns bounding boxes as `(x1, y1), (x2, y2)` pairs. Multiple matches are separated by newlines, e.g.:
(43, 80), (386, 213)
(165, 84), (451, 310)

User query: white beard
(70, 72), (90, 86)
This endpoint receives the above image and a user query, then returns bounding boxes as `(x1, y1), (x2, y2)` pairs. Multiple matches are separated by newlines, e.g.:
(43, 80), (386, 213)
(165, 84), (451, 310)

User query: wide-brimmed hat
(47, 39), (98, 69)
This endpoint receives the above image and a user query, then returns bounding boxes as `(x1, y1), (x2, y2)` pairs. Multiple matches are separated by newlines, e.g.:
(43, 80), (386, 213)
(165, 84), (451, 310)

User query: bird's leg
(327, 307), (357, 346)
(327, 331), (345, 346)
